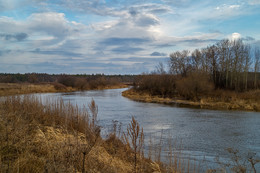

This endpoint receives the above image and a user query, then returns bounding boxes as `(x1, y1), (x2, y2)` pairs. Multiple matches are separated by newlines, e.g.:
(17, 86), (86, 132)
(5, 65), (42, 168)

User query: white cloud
(0, 11), (92, 70)
(248, 0), (260, 5)
(129, 3), (172, 14)
(56, 1), (172, 17)
(229, 5), (240, 9)
(0, 12), (89, 48)
(213, 4), (242, 18)
(92, 13), (162, 39)
(0, 0), (49, 12)
(0, 16), (25, 33)
(157, 32), (221, 46)
(230, 32), (242, 40)
(57, 0), (122, 17)
(0, 0), (21, 11)
(91, 20), (118, 31)
(28, 12), (72, 39)
(134, 13), (160, 27)
(161, 0), (191, 6)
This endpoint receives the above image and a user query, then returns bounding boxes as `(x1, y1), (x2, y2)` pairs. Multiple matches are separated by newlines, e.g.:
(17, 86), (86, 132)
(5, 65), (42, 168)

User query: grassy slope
(122, 89), (260, 112)
(0, 95), (160, 173)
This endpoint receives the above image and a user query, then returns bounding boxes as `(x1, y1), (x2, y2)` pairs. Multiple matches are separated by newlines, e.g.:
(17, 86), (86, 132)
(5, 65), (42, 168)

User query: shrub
(53, 82), (67, 90)
(58, 75), (76, 87)
(176, 73), (214, 100)
(135, 74), (177, 97)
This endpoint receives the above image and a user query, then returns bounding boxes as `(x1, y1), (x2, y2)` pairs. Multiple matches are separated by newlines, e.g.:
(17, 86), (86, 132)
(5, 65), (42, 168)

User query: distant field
(0, 83), (68, 96)
(0, 82), (128, 96)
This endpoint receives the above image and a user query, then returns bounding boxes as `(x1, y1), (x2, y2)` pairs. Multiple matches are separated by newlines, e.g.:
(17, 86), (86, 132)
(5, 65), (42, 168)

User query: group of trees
(57, 75), (121, 90)
(0, 73), (135, 84)
(135, 39), (260, 100)
(168, 39), (260, 91)
(0, 73), (136, 90)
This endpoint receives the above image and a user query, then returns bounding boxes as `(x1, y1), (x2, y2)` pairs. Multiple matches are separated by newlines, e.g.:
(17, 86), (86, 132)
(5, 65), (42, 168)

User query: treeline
(0, 73), (135, 90)
(135, 39), (260, 100)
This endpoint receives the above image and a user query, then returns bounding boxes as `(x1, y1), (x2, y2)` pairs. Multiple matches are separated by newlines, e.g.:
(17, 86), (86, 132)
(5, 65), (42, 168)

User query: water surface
(35, 88), (260, 170)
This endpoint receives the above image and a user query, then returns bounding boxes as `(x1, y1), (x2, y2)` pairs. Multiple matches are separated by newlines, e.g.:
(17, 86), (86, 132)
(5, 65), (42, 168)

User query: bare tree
(155, 62), (166, 74)
(207, 45), (219, 85)
(191, 49), (202, 71)
(254, 46), (260, 89)
(243, 44), (251, 91)
(216, 39), (231, 88)
(230, 39), (244, 90)
(169, 51), (182, 75)
(169, 50), (190, 76)
(201, 48), (211, 74)
(167, 38), (257, 91)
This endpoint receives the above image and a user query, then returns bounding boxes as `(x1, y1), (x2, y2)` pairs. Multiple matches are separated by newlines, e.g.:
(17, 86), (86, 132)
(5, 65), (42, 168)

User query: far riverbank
(0, 83), (128, 96)
(122, 89), (260, 112)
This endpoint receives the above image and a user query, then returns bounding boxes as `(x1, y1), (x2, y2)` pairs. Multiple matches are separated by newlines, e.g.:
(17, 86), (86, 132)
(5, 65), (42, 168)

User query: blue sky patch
(0, 0), (260, 74)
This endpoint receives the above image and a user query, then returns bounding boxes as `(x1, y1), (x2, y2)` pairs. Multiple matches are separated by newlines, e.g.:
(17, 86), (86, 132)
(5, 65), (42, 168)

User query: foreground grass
(0, 95), (259, 172)
(122, 89), (260, 112)
(0, 95), (161, 173)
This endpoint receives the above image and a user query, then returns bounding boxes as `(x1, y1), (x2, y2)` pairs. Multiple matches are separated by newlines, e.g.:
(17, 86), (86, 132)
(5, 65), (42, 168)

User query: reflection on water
(34, 88), (260, 170)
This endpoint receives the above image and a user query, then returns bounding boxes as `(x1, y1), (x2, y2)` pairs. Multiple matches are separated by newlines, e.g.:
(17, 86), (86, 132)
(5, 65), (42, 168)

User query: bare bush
(176, 72), (214, 100)
(123, 116), (144, 173)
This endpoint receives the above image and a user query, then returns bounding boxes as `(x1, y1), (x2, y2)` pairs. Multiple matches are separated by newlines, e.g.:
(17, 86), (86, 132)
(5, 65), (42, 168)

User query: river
(35, 88), (260, 171)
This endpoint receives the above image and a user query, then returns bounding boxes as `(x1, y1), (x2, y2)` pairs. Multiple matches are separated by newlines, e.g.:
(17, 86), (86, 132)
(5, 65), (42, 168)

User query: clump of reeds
(0, 95), (159, 173)
(123, 116), (144, 173)
(213, 148), (260, 173)
(0, 95), (105, 172)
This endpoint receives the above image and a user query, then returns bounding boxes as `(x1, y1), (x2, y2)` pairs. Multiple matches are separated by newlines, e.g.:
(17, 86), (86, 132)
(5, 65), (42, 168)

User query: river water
(35, 88), (260, 171)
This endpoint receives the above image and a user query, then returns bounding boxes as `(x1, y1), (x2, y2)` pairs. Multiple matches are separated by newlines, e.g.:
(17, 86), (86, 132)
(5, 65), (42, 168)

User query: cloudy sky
(0, 0), (260, 74)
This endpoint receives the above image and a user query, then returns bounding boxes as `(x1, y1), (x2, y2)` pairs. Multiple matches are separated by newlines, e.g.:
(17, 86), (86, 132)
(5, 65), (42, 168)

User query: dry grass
(0, 95), (97, 172)
(123, 88), (260, 112)
(0, 95), (161, 173)
(0, 95), (202, 173)
(202, 89), (260, 111)
(0, 83), (128, 97)
(0, 83), (76, 96)
(100, 83), (128, 90)
(122, 89), (173, 104)
(0, 94), (258, 172)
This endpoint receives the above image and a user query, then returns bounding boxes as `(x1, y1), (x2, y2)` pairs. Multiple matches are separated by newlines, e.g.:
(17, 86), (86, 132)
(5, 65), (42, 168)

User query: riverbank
(0, 95), (161, 173)
(0, 83), (75, 96)
(0, 83), (128, 96)
(122, 89), (260, 112)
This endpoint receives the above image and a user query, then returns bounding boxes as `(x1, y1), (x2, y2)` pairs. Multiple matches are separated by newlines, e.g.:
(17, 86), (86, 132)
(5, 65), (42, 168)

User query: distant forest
(0, 73), (135, 90)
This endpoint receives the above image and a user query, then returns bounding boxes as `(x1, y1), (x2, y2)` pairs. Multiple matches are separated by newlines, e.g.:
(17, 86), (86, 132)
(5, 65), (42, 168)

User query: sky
(0, 0), (260, 74)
